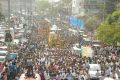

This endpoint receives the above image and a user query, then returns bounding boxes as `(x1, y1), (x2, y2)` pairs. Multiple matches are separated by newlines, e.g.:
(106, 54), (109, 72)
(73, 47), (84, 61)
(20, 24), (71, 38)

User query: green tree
(84, 15), (102, 32)
(0, 12), (4, 21)
(96, 3), (120, 45)
(0, 3), (4, 21)
(105, 0), (120, 14)
(83, 0), (120, 32)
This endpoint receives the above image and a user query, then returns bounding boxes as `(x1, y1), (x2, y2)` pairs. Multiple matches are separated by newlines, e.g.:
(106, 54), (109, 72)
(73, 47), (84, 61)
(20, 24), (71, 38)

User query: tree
(96, 3), (120, 45)
(84, 15), (102, 32)
(0, 12), (3, 21)
(83, 0), (120, 33)
(105, 0), (120, 14)
(5, 31), (12, 42)
(0, 3), (4, 21)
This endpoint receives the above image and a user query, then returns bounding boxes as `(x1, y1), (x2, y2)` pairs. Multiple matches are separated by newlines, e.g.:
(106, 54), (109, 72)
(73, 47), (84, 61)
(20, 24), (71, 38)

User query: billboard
(69, 16), (84, 28)
(81, 46), (93, 57)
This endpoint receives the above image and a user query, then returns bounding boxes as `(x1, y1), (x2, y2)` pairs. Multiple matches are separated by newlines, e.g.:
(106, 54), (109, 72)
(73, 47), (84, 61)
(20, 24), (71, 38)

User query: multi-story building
(0, 0), (8, 15)
(72, 0), (81, 16)
(72, 0), (105, 16)
(72, 0), (120, 16)
(84, 0), (105, 14)
(0, 0), (35, 16)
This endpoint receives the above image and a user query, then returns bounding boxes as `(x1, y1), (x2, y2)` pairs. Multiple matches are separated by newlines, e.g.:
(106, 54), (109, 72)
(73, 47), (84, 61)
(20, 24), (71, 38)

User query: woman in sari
(19, 65), (41, 80)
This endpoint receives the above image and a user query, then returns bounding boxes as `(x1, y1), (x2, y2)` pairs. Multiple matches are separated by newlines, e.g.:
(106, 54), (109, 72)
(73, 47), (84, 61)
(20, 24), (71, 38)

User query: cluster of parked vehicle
(0, 42), (18, 72)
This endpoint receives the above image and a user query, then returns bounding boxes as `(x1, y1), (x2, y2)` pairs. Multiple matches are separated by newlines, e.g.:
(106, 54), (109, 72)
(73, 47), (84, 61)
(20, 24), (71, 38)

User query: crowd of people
(0, 40), (120, 80)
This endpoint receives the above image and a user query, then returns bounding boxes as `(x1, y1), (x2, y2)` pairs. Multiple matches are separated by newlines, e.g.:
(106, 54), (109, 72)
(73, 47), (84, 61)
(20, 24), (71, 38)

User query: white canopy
(0, 39), (4, 42)
(0, 50), (8, 54)
(21, 38), (28, 43)
(83, 38), (90, 41)
(50, 24), (61, 31)
(50, 25), (57, 30)
(0, 46), (7, 49)
(68, 28), (77, 33)
(83, 34), (87, 37)
(15, 33), (23, 37)
(0, 56), (6, 58)
(104, 77), (114, 80)
(73, 46), (81, 51)
(0, 34), (4, 37)
(49, 31), (56, 35)
(19, 29), (25, 33)
(93, 44), (101, 47)
(14, 39), (19, 44)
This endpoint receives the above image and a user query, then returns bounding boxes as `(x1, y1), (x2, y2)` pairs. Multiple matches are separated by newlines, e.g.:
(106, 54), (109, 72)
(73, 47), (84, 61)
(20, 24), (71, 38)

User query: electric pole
(8, 0), (10, 29)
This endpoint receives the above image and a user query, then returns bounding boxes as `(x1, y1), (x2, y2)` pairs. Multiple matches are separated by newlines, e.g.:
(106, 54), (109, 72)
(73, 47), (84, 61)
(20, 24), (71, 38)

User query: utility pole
(6, 0), (12, 47)
(8, 0), (11, 29)
(31, 0), (33, 26)
(103, 0), (106, 21)
(8, 0), (15, 44)
(25, 0), (27, 25)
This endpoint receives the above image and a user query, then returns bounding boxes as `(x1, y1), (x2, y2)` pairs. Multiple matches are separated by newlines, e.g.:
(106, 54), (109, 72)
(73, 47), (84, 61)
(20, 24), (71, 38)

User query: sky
(49, 0), (60, 3)
(36, 0), (60, 3)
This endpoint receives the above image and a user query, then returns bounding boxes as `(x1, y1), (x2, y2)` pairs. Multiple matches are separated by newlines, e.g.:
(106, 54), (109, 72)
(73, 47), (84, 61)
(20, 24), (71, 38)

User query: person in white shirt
(60, 71), (65, 80)
(104, 75), (114, 80)
(19, 73), (40, 80)
(19, 65), (41, 80)
(44, 71), (50, 80)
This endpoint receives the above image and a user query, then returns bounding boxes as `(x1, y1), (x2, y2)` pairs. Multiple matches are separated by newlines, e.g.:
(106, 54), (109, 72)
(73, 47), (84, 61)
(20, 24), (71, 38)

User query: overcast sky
(49, 0), (60, 3)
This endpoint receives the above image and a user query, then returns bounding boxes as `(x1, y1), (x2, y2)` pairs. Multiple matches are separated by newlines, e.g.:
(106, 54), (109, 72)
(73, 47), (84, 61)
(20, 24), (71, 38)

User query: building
(72, 0), (120, 17)
(72, 0), (105, 16)
(0, 0), (35, 16)
(72, 0), (81, 16)
(84, 0), (105, 15)
(0, 0), (8, 15)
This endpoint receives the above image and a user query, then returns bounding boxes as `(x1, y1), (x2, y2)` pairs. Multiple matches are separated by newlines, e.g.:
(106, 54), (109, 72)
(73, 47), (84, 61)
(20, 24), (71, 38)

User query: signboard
(7, 53), (18, 60)
(39, 29), (49, 33)
(0, 56), (6, 62)
(81, 46), (93, 57)
(69, 16), (84, 28)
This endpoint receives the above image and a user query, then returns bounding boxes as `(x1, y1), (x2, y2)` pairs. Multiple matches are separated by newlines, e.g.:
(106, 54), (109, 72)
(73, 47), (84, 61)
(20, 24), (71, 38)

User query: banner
(81, 46), (93, 57)
(69, 16), (84, 28)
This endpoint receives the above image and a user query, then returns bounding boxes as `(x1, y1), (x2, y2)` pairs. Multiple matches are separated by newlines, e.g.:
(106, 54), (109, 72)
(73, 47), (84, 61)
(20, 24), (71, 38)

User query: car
(0, 50), (8, 55)
(0, 46), (7, 50)
(0, 46), (8, 57)
(23, 58), (33, 66)
(89, 64), (101, 79)
(7, 52), (18, 60)
(0, 56), (6, 72)
(0, 56), (6, 63)
(0, 53), (6, 56)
